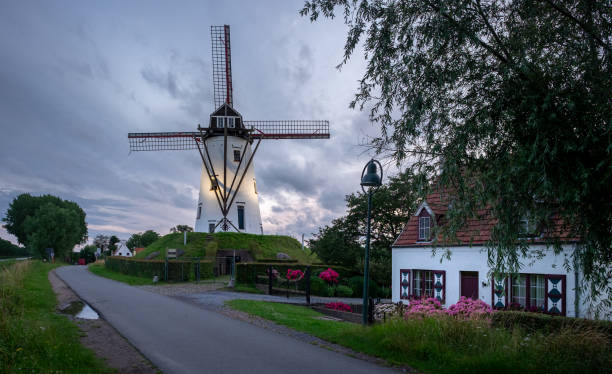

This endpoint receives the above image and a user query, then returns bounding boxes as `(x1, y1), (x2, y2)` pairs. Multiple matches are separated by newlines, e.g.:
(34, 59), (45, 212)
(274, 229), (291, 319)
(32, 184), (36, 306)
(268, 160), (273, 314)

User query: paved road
(56, 266), (397, 374)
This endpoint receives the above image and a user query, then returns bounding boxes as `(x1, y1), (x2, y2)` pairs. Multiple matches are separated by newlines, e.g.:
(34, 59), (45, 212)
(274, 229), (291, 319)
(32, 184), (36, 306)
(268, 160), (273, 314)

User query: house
(391, 190), (609, 319)
(113, 244), (133, 257)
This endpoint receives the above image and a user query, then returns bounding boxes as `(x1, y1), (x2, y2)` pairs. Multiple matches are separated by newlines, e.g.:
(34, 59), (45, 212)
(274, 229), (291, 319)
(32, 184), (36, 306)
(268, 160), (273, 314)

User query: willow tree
(301, 1), (611, 306)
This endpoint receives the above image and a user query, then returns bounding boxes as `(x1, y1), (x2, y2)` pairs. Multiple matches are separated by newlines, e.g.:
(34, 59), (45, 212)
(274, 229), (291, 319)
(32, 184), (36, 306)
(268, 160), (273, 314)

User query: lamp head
(361, 159), (382, 187)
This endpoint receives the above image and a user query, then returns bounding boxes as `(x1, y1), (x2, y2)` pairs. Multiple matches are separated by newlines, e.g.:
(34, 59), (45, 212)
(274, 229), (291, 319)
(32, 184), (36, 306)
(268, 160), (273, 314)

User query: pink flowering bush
(266, 268), (279, 279)
(404, 297), (446, 318)
(286, 269), (304, 281)
(447, 296), (494, 319)
(318, 268), (339, 285)
(325, 302), (352, 312)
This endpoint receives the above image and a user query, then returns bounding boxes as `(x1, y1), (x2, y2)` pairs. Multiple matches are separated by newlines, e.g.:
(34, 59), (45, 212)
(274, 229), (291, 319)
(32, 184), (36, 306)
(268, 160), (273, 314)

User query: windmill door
(460, 271), (479, 300)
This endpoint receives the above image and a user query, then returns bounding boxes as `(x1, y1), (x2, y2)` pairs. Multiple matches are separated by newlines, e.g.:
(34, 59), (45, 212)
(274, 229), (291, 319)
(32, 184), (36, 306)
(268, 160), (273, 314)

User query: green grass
(226, 300), (611, 374)
(226, 283), (264, 294)
(88, 262), (158, 285)
(0, 260), (113, 373)
(134, 232), (316, 263)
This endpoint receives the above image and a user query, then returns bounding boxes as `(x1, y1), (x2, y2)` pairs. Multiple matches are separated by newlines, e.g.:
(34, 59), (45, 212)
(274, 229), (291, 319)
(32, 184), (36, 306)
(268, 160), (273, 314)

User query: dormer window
(419, 216), (431, 241)
(215, 116), (237, 128)
(519, 215), (539, 237)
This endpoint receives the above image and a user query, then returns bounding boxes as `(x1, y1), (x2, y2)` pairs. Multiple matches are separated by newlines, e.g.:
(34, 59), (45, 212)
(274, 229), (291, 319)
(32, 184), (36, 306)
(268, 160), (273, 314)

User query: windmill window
(237, 205), (245, 230)
(227, 117), (235, 128)
(418, 216), (431, 241)
(197, 203), (202, 219)
(210, 178), (218, 190)
(253, 179), (257, 194)
(209, 223), (215, 233)
(233, 150), (241, 162)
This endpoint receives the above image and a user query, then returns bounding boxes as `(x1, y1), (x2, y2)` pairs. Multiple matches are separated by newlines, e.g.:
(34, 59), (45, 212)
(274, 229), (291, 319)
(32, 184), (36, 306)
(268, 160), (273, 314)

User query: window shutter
(433, 270), (445, 302)
(400, 269), (411, 300)
(545, 275), (566, 316)
(492, 276), (508, 309)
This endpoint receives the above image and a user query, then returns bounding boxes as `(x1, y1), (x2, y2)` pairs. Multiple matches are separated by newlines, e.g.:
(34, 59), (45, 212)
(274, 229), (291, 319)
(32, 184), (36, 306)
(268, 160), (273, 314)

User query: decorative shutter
(433, 270), (445, 302)
(400, 269), (411, 300)
(492, 276), (508, 309)
(546, 275), (566, 316)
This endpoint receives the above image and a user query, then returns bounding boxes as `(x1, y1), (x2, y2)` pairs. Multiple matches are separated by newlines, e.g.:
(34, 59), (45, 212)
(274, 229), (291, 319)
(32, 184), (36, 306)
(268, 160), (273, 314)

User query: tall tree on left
(2, 194), (87, 259)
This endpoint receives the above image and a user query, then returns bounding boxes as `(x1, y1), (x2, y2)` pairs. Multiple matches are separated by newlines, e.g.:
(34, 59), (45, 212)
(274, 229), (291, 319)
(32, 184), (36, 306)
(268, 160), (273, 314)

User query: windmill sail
(211, 25), (233, 109)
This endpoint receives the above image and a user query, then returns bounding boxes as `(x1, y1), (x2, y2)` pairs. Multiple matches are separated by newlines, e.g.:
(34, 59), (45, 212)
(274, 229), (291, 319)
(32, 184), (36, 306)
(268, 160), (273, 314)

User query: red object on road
(78, 258), (86, 265)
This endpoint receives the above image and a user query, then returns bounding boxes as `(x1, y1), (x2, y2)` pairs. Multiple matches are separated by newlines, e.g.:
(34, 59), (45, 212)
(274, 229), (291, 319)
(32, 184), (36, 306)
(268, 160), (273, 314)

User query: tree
(3, 194), (87, 259)
(126, 230), (160, 250)
(309, 170), (419, 286)
(108, 235), (120, 254)
(302, 1), (611, 299)
(93, 234), (110, 252)
(0, 238), (29, 257)
(79, 244), (98, 264)
(170, 225), (193, 233)
(309, 217), (363, 268)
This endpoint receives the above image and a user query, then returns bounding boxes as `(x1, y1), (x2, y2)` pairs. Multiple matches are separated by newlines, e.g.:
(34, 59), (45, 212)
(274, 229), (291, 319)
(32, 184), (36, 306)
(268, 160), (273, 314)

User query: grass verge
(226, 300), (611, 374)
(225, 283), (264, 294)
(88, 262), (157, 285)
(0, 260), (112, 373)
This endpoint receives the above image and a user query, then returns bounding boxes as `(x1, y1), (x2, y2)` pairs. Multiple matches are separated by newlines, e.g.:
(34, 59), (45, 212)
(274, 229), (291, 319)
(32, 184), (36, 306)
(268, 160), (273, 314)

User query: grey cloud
(141, 67), (179, 98)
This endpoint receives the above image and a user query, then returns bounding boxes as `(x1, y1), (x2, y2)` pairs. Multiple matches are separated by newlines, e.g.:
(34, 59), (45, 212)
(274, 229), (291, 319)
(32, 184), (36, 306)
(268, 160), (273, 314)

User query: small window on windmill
(227, 117), (235, 128)
(197, 203), (202, 219)
(215, 117), (224, 128)
(233, 149), (241, 162)
(208, 223), (215, 233)
(237, 205), (245, 230)
(253, 178), (257, 194)
(210, 177), (218, 190)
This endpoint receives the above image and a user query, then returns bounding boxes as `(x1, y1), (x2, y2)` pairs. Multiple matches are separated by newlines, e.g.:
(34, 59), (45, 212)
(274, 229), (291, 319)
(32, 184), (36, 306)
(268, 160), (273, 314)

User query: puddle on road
(61, 301), (99, 320)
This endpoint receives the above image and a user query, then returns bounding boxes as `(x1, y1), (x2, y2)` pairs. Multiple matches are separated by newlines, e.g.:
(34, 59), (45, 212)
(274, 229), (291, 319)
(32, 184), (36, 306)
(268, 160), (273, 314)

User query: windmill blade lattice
(211, 25), (233, 109)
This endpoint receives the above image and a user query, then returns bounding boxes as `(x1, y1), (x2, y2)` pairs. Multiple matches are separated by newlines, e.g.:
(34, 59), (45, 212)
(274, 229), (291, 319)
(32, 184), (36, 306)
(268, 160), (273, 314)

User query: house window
(412, 270), (434, 298)
(530, 275), (546, 310)
(233, 150), (241, 162)
(511, 276), (526, 307)
(197, 203), (202, 219)
(209, 223), (215, 233)
(418, 216), (431, 241)
(519, 215), (539, 237)
(511, 273), (546, 311)
(237, 205), (245, 230)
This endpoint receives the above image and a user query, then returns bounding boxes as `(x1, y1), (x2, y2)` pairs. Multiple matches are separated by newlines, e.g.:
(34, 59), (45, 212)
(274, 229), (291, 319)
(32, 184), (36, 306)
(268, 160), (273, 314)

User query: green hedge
(105, 256), (214, 282)
(492, 311), (612, 340)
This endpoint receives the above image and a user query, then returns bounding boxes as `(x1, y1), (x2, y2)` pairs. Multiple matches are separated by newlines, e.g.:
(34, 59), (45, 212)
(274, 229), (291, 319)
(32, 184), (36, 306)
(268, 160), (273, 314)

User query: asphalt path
(56, 266), (397, 374)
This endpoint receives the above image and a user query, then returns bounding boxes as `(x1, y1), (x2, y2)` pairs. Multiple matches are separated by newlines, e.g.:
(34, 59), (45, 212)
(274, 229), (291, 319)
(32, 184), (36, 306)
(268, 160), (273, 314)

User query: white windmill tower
(128, 25), (330, 234)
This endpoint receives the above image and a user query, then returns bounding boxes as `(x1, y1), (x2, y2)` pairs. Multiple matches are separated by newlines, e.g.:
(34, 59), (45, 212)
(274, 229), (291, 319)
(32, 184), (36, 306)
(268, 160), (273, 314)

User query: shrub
(105, 257), (213, 282)
(325, 302), (352, 312)
(318, 267), (339, 285)
(286, 269), (304, 280)
(492, 310), (612, 340)
(335, 284), (353, 297)
(310, 275), (332, 296)
(404, 297), (445, 318)
(373, 303), (402, 321)
(447, 296), (494, 319)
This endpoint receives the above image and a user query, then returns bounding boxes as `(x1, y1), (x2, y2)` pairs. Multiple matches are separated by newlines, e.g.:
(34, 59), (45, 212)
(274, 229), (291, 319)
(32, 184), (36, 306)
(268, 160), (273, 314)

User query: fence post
(305, 266), (311, 305)
(368, 297), (374, 325)
(268, 265), (273, 295)
(164, 257), (168, 281)
(286, 277), (290, 299)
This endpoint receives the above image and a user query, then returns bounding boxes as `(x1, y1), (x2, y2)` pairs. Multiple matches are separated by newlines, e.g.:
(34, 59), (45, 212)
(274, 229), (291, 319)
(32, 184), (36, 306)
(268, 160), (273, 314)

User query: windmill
(128, 25), (330, 234)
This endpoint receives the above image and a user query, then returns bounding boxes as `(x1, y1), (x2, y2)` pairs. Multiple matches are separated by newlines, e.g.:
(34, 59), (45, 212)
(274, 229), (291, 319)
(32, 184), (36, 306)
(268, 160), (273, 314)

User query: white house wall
(392, 244), (591, 318)
(194, 135), (263, 234)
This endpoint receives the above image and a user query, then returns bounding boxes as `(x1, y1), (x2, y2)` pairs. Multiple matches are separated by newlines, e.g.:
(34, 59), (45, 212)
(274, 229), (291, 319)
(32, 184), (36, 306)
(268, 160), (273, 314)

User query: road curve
(56, 266), (397, 374)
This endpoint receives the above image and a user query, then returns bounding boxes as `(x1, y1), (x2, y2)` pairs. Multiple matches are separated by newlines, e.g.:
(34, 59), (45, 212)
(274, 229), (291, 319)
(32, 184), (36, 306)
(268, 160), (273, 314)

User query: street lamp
(360, 159), (383, 325)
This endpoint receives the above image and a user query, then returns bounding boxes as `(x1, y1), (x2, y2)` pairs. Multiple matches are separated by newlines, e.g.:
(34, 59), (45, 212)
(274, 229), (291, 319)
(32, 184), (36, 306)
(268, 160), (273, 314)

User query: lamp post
(360, 159), (383, 325)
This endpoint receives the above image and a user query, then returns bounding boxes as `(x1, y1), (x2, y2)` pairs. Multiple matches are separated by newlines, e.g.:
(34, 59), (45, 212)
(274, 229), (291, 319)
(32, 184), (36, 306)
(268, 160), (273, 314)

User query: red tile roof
(393, 190), (576, 247)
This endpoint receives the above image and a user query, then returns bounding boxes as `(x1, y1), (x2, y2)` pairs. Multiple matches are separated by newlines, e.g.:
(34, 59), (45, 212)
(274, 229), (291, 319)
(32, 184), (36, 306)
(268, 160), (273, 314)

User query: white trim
(414, 201), (435, 217)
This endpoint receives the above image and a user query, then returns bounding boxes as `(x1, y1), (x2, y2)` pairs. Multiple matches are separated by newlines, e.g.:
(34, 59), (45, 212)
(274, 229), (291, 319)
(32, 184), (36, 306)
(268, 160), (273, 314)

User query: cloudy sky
(0, 1), (394, 245)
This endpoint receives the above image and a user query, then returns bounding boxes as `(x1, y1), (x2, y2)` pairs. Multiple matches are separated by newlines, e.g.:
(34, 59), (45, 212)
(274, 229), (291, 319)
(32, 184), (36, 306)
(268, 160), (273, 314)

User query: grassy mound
(133, 232), (316, 263)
